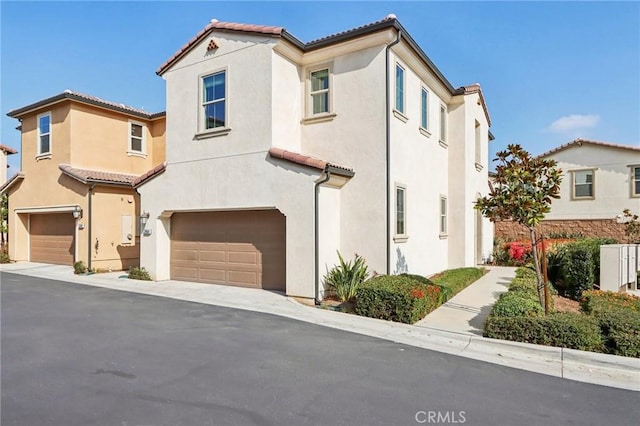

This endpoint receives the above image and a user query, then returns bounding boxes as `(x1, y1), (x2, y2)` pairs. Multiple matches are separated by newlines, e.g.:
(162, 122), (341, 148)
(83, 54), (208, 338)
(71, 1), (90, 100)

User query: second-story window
(440, 104), (447, 143)
(420, 88), (429, 130)
(632, 166), (640, 197)
(203, 71), (226, 130)
(572, 169), (595, 199)
(310, 68), (330, 115)
(475, 120), (482, 168)
(129, 122), (145, 155)
(395, 64), (405, 114)
(37, 112), (51, 156)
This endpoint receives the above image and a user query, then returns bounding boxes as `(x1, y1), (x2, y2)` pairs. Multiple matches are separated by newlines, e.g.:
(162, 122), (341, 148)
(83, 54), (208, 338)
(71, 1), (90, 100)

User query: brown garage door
(171, 210), (286, 290)
(30, 213), (75, 265)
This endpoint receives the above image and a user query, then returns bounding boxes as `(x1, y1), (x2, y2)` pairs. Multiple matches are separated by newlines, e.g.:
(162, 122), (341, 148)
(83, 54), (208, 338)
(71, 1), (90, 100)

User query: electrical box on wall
(143, 229), (152, 236)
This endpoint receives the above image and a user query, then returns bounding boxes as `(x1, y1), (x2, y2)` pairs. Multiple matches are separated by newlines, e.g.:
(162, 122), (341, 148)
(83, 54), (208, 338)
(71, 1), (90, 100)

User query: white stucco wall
(388, 52), (450, 277)
(0, 152), (8, 184)
(318, 185), (341, 298)
(544, 144), (640, 220)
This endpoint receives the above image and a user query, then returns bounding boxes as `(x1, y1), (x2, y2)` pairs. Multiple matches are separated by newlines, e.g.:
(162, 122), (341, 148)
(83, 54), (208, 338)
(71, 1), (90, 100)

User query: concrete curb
(2, 263), (639, 391)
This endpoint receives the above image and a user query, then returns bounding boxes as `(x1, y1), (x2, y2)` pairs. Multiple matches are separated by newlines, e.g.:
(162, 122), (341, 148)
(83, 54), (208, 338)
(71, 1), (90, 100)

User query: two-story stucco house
(495, 139), (640, 242)
(1, 91), (166, 270)
(137, 15), (493, 302)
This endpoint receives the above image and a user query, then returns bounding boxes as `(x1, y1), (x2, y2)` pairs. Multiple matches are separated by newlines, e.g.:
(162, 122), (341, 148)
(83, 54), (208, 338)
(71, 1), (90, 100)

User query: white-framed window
(128, 121), (146, 155)
(439, 196), (447, 236)
(395, 63), (405, 114)
(474, 120), (482, 169)
(310, 67), (330, 115)
(395, 184), (407, 241)
(572, 169), (595, 199)
(632, 166), (640, 197)
(37, 112), (51, 156)
(202, 70), (226, 130)
(420, 87), (429, 130)
(439, 104), (447, 143)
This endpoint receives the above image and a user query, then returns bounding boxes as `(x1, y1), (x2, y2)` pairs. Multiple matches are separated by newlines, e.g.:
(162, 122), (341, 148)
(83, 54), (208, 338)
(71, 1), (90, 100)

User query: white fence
(600, 244), (639, 292)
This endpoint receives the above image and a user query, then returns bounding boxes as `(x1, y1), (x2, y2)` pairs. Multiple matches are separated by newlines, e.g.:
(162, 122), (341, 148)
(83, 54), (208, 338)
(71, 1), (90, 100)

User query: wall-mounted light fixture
(72, 206), (83, 219)
(140, 211), (150, 227)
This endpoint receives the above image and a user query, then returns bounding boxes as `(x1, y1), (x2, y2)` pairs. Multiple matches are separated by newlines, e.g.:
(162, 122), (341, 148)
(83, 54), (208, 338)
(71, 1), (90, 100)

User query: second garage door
(30, 213), (75, 265)
(170, 210), (286, 290)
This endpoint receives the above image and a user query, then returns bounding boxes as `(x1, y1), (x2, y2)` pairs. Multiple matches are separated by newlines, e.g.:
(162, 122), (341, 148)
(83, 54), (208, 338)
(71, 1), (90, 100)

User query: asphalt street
(2, 272), (639, 426)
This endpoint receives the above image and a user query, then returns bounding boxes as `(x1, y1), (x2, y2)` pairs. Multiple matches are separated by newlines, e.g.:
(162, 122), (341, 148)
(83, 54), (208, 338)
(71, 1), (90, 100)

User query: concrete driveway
(2, 273), (639, 426)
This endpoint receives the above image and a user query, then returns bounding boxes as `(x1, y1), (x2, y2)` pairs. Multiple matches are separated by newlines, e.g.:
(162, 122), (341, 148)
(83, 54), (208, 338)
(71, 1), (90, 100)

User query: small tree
(620, 208), (640, 243)
(0, 194), (8, 247)
(475, 144), (562, 312)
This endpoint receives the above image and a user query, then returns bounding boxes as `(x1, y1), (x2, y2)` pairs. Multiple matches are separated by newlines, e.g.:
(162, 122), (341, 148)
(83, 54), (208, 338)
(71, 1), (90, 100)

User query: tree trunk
(529, 227), (546, 311)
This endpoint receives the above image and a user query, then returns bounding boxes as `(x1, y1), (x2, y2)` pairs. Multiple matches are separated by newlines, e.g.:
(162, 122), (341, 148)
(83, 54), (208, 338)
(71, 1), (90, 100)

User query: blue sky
(1, 1), (638, 174)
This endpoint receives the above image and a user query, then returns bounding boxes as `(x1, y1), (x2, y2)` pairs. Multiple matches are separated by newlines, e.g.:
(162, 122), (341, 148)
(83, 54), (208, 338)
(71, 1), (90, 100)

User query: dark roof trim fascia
(8, 92), (163, 121)
(326, 165), (355, 178)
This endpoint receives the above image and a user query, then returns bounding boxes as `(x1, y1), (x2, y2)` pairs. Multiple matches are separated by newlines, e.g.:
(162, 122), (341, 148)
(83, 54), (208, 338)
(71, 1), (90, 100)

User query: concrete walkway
(416, 266), (516, 335)
(1, 262), (638, 391)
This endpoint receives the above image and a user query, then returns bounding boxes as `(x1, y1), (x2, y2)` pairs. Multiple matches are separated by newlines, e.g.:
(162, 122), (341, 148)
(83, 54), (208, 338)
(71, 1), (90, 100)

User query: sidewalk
(1, 262), (638, 391)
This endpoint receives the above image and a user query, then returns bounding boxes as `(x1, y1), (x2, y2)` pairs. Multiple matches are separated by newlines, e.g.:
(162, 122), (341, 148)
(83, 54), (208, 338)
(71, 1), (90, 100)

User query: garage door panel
(171, 266), (199, 280)
(170, 210), (285, 290)
(30, 213), (75, 265)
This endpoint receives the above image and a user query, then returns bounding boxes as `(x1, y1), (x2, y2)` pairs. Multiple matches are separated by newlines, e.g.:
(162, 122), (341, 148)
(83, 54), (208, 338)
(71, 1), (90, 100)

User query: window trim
(420, 86), (429, 132)
(394, 184), (408, 243)
(197, 68), (230, 138)
(306, 64), (333, 118)
(127, 120), (147, 158)
(571, 168), (596, 200)
(474, 120), (483, 171)
(439, 195), (448, 237)
(439, 104), (447, 146)
(36, 111), (52, 159)
(394, 62), (406, 116)
(630, 165), (640, 198)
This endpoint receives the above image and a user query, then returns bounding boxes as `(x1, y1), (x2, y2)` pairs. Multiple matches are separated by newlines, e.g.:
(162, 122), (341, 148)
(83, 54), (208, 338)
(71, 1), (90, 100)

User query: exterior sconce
(140, 211), (150, 227)
(72, 207), (83, 219)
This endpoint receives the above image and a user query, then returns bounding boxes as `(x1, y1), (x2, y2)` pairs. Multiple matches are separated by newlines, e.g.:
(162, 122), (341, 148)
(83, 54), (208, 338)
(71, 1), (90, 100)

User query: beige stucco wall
(543, 144), (640, 220)
(0, 152), (8, 184)
(6, 100), (163, 269)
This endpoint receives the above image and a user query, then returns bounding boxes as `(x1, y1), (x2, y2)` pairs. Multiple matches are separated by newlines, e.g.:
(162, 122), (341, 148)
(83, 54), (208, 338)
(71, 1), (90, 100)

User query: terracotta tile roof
(0, 144), (17, 155)
(538, 139), (640, 158)
(268, 147), (354, 177)
(0, 172), (25, 194)
(461, 83), (491, 127)
(133, 162), (167, 187)
(59, 164), (138, 186)
(7, 90), (165, 120)
(304, 15), (396, 48)
(157, 20), (284, 75)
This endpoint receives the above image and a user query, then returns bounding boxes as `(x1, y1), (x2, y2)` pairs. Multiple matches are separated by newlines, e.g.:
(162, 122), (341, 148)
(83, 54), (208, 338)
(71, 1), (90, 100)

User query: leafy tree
(0, 194), (7, 247)
(620, 208), (639, 244)
(475, 144), (562, 312)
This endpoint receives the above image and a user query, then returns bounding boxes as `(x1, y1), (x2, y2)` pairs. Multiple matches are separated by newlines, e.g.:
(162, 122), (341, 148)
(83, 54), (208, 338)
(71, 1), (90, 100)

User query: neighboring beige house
(1, 144), (18, 185)
(2, 91), (166, 270)
(495, 139), (640, 242)
(138, 16), (494, 301)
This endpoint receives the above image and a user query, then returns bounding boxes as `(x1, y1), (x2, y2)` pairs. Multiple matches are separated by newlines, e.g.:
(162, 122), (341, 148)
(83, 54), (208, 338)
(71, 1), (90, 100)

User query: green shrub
(430, 267), (485, 298)
(400, 273), (451, 303)
(491, 292), (544, 317)
(594, 310), (640, 357)
(0, 250), (10, 264)
(323, 252), (369, 302)
(484, 313), (604, 352)
(128, 266), (152, 281)
(73, 261), (87, 274)
(580, 290), (640, 314)
(355, 275), (441, 324)
(514, 267), (537, 280)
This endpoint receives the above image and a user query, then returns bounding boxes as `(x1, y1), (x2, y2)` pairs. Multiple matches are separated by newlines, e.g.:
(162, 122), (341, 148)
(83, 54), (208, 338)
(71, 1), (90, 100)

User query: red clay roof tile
(538, 139), (640, 158)
(268, 147), (353, 176)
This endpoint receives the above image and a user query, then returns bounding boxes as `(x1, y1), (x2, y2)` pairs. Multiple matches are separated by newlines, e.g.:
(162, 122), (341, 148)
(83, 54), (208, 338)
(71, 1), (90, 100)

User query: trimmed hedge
(484, 313), (604, 352)
(580, 290), (640, 314)
(355, 275), (441, 324)
(430, 267), (485, 298)
(492, 292), (544, 317)
(400, 273), (451, 303)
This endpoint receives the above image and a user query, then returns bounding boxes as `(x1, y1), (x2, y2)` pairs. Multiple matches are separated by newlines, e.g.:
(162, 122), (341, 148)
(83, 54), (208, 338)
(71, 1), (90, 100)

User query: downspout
(87, 184), (95, 271)
(385, 28), (402, 274)
(314, 167), (332, 305)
